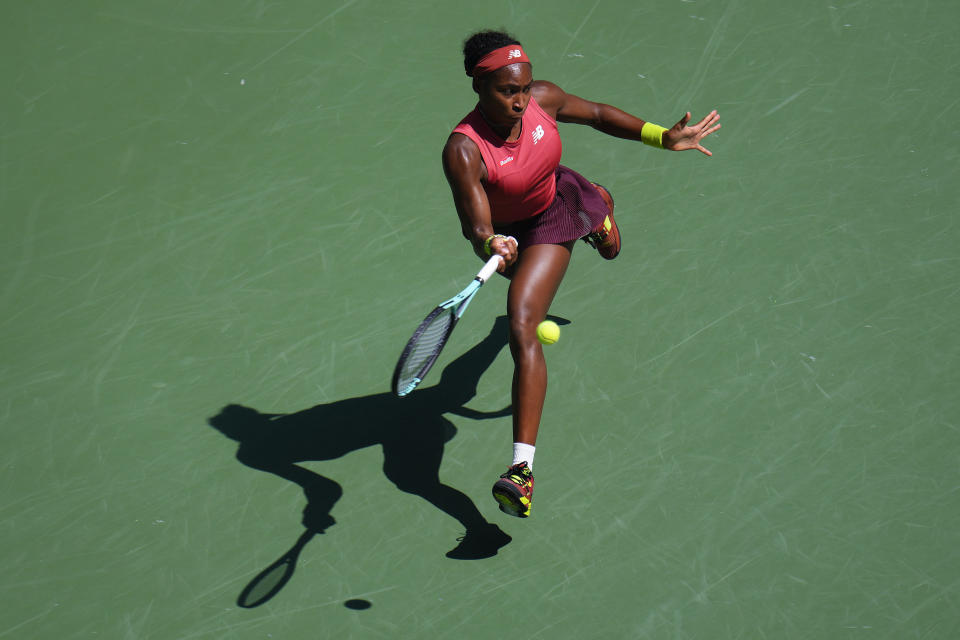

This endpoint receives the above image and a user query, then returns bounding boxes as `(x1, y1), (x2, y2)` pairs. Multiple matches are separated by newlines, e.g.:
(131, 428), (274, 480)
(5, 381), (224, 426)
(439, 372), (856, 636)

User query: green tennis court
(3, 1), (958, 637)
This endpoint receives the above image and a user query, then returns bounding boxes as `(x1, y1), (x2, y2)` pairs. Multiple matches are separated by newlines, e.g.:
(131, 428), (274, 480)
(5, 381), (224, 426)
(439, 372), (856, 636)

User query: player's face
(476, 63), (533, 128)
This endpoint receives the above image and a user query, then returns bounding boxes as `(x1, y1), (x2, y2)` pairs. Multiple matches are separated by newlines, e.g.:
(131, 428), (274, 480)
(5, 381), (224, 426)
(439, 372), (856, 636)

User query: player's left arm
(532, 80), (720, 156)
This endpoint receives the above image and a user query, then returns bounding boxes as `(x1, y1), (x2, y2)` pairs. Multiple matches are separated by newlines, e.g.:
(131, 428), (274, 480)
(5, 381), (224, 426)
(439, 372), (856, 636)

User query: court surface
(3, 1), (959, 638)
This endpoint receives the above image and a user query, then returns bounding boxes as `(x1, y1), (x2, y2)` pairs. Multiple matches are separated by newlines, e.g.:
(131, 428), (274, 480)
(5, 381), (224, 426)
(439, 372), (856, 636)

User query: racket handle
(477, 255), (502, 283)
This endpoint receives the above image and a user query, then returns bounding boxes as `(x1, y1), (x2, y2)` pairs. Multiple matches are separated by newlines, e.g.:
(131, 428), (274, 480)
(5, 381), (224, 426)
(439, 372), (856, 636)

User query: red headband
(468, 45), (530, 77)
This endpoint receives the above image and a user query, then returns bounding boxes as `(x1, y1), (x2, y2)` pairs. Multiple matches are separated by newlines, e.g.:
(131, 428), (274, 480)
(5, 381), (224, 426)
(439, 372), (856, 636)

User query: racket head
(392, 305), (458, 397)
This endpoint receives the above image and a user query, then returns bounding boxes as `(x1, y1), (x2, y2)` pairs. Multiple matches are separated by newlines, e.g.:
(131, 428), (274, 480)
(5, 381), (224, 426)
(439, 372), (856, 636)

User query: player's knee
(508, 313), (540, 350)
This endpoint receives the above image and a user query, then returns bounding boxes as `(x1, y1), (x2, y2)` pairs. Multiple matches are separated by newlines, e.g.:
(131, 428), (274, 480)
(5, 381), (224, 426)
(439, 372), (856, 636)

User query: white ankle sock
(512, 443), (536, 471)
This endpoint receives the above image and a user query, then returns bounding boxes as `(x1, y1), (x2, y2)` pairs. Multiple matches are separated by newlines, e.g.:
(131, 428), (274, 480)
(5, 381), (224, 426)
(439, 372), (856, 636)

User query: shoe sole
(492, 483), (531, 518)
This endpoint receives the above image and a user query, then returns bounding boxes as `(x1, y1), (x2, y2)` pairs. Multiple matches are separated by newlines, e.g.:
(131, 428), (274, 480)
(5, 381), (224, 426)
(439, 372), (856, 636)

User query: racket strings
(396, 310), (454, 392)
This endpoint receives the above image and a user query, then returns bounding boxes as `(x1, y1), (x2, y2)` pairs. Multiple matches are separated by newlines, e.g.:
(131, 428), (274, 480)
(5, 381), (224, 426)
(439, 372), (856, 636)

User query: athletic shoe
(582, 183), (620, 259)
(445, 523), (512, 559)
(492, 462), (534, 518)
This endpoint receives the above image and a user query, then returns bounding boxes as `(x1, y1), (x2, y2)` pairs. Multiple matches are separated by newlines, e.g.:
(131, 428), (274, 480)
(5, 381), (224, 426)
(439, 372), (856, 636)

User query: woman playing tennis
(443, 30), (720, 518)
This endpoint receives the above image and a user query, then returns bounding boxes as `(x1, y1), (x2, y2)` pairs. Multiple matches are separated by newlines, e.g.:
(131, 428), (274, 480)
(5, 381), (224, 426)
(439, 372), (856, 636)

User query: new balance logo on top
(531, 124), (545, 145)
(507, 49), (522, 59)
(499, 156), (514, 166)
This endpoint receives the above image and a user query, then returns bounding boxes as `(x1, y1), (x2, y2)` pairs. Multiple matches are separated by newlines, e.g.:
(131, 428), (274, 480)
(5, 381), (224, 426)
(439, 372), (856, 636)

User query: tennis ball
(536, 320), (560, 345)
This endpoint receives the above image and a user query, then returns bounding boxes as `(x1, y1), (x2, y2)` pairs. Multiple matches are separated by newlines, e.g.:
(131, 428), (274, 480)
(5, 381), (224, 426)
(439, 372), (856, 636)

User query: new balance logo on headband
(470, 45), (530, 77)
(531, 124), (545, 145)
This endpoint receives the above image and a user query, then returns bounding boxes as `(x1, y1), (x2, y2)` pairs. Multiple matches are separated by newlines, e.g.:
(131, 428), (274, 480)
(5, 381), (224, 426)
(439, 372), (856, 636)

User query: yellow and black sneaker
(583, 183), (620, 260)
(492, 462), (534, 518)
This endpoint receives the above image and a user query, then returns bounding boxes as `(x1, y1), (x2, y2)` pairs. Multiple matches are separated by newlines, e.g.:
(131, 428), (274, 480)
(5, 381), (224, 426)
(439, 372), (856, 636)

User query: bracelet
(483, 234), (508, 255)
(640, 121), (668, 148)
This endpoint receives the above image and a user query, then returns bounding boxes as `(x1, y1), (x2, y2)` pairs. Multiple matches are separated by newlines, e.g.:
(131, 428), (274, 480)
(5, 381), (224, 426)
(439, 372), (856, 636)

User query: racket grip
(477, 255), (502, 282)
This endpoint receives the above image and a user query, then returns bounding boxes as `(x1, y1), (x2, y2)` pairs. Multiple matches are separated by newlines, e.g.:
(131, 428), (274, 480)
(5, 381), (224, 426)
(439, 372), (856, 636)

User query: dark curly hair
(463, 30), (523, 76)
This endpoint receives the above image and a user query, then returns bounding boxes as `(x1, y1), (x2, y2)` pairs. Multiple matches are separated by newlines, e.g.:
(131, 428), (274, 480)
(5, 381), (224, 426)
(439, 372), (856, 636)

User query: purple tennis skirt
(493, 165), (612, 251)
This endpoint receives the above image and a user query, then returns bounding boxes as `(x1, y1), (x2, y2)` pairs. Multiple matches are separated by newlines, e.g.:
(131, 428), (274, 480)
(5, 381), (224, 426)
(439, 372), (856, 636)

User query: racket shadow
(235, 529), (315, 608)
(208, 315), (514, 607)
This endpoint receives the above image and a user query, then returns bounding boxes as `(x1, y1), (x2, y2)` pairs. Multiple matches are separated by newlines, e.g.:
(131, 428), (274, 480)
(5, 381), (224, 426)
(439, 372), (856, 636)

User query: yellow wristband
(483, 234), (507, 255)
(640, 122), (667, 148)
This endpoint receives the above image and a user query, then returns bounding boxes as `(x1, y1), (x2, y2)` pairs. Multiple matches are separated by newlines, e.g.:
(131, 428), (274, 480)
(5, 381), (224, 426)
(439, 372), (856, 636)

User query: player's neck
(478, 106), (522, 142)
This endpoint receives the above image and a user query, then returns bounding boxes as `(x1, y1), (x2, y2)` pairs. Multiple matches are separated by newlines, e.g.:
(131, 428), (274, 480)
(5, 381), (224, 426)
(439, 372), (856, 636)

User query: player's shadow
(208, 315), (517, 607)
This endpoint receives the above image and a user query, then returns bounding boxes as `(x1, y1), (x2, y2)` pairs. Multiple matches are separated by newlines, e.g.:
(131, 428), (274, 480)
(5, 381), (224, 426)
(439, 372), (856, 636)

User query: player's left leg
(506, 241), (573, 445)
(495, 241), (574, 517)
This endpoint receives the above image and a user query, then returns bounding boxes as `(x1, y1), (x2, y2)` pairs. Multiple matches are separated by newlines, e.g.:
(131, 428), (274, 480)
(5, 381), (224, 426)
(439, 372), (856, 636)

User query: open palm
(664, 110), (721, 156)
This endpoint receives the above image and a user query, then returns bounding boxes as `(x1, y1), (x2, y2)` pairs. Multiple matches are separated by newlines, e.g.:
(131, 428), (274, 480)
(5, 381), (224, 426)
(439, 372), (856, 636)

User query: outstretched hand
(663, 110), (721, 156)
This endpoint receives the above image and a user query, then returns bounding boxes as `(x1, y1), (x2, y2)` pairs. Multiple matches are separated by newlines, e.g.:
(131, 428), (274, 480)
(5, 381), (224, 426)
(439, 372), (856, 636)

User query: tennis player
(443, 30), (720, 518)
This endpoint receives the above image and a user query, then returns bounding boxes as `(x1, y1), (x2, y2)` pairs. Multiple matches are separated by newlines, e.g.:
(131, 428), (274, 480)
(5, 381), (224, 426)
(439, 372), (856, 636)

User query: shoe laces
(501, 463), (532, 485)
(583, 221), (611, 249)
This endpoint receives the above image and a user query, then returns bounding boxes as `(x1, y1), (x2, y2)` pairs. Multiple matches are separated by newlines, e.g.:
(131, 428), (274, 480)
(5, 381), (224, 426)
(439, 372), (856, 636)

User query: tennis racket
(392, 253), (505, 397)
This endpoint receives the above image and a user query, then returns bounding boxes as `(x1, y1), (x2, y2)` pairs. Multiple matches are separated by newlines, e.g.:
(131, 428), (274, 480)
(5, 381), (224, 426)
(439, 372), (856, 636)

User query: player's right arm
(442, 133), (518, 270)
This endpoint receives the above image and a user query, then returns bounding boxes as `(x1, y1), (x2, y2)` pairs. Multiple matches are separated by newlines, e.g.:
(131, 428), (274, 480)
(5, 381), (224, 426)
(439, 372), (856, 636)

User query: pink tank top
(452, 98), (563, 223)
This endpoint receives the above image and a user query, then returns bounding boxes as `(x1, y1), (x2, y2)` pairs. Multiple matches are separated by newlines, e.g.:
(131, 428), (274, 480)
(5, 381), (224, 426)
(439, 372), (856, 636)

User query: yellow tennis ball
(536, 320), (560, 345)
